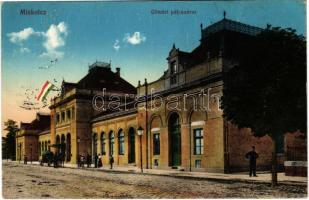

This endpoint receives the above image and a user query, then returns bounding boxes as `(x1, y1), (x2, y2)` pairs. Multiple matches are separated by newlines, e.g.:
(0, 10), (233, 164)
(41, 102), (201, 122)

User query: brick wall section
(226, 123), (273, 172)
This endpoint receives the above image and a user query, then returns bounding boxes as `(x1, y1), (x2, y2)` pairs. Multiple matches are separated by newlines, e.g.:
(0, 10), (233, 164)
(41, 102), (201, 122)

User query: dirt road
(2, 162), (307, 198)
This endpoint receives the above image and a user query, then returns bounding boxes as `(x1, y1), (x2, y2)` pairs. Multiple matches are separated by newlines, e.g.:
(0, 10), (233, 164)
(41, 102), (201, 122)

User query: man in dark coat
(109, 155), (114, 169)
(87, 153), (91, 168)
(245, 146), (259, 177)
(24, 155), (27, 165)
(77, 155), (81, 168)
(94, 154), (98, 168)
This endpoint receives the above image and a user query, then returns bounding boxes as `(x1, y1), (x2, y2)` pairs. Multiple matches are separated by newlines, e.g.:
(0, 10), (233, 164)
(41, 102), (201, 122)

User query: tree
(3, 119), (19, 160)
(2, 137), (9, 160)
(221, 27), (306, 187)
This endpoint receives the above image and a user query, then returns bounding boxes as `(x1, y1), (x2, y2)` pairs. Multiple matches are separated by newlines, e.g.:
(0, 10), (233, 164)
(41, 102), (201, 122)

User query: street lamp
(137, 126), (144, 173)
(77, 137), (80, 167)
(30, 144), (33, 164)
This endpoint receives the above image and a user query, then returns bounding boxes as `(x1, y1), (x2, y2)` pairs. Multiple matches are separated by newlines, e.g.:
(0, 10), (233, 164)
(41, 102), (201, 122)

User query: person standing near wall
(245, 146), (259, 177)
(87, 153), (91, 168)
(109, 155), (114, 169)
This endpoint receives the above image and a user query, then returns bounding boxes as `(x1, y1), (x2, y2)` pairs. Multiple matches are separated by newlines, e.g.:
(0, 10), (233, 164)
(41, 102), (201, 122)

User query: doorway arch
(128, 127), (135, 163)
(168, 112), (181, 166)
(66, 133), (71, 161)
(60, 134), (66, 155)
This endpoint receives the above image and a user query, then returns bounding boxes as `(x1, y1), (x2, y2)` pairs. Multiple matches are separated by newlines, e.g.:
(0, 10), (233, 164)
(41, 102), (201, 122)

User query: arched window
(118, 129), (125, 155)
(109, 131), (114, 156)
(168, 112), (181, 166)
(101, 132), (106, 155)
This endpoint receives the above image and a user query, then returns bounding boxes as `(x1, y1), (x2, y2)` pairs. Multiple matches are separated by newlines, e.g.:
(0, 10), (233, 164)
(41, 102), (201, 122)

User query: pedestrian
(81, 155), (85, 168)
(54, 154), (58, 168)
(245, 146), (259, 177)
(94, 154), (98, 168)
(87, 153), (91, 168)
(109, 155), (114, 169)
(24, 155), (27, 165)
(77, 155), (81, 168)
(98, 154), (102, 168)
(61, 153), (65, 167)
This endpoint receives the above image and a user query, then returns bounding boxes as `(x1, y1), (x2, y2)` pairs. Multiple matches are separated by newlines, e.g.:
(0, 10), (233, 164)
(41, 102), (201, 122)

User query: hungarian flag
(37, 81), (55, 102)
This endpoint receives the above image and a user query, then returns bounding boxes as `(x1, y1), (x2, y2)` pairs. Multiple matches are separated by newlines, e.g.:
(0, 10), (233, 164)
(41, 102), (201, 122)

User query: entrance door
(128, 128), (135, 163)
(92, 133), (98, 157)
(169, 113), (181, 166)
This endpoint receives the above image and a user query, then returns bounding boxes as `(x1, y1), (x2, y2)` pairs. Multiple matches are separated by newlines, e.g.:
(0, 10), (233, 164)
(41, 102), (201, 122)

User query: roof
(171, 17), (263, 69)
(91, 108), (137, 123)
(202, 18), (263, 39)
(91, 99), (137, 123)
(62, 82), (77, 93)
(20, 113), (50, 132)
(61, 61), (137, 94)
(37, 112), (50, 116)
(89, 61), (111, 70)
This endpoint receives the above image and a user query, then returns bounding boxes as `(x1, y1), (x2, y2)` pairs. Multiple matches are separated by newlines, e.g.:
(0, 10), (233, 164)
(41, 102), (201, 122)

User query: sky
(2, 0), (306, 132)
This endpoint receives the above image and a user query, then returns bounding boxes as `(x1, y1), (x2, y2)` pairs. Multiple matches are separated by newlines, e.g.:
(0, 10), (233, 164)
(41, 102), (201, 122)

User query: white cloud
(41, 22), (68, 59)
(123, 32), (146, 45)
(7, 22), (68, 58)
(20, 47), (30, 53)
(7, 27), (40, 44)
(113, 39), (120, 51)
(57, 22), (68, 36)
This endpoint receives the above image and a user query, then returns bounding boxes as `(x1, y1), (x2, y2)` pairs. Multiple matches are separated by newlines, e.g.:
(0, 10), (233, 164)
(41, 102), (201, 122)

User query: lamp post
(30, 144), (32, 164)
(77, 137), (80, 167)
(137, 126), (144, 173)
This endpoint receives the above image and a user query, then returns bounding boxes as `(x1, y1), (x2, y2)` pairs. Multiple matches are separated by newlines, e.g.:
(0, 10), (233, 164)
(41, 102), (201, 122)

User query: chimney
(116, 67), (120, 77)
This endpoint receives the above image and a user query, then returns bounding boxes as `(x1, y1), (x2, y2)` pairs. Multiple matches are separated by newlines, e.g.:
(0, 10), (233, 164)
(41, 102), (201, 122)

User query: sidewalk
(9, 160), (307, 185)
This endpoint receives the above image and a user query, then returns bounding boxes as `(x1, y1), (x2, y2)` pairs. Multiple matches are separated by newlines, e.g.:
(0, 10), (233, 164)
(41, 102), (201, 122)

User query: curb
(6, 161), (307, 186)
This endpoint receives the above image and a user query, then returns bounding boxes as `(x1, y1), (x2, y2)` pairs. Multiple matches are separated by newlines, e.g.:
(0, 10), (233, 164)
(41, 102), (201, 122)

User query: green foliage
(2, 137), (9, 159)
(221, 27), (306, 138)
(3, 120), (19, 160)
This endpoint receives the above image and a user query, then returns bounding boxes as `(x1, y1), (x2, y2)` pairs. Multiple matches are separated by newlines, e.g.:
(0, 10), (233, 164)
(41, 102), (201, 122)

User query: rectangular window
(171, 61), (177, 74)
(153, 133), (160, 155)
(66, 109), (71, 121)
(61, 111), (65, 123)
(194, 129), (203, 155)
(56, 113), (60, 124)
(72, 107), (75, 120)
(195, 160), (201, 168)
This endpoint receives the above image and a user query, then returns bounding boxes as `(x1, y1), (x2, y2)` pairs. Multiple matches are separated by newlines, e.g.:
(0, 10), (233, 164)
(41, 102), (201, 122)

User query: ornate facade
(16, 17), (306, 173)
